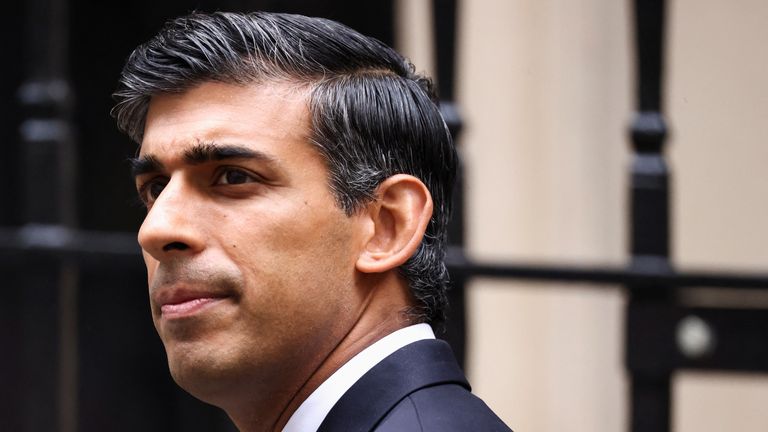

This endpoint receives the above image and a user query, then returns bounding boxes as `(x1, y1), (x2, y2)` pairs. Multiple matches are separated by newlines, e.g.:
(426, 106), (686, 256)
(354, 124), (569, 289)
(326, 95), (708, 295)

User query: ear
(356, 174), (433, 274)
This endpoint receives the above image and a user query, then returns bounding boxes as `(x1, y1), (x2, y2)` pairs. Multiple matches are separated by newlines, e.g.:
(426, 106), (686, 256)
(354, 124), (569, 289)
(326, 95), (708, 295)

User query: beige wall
(397, 0), (768, 431)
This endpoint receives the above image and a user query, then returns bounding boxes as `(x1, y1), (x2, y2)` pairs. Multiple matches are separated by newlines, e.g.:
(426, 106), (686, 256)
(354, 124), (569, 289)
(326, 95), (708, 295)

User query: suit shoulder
(374, 383), (513, 432)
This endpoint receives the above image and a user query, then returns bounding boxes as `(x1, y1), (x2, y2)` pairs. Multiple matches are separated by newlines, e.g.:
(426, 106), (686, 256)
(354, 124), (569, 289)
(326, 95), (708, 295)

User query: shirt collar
(282, 323), (435, 432)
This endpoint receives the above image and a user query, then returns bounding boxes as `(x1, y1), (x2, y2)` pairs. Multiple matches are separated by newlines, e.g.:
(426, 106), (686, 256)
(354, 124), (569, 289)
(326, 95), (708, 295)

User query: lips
(161, 296), (226, 317)
(153, 287), (230, 319)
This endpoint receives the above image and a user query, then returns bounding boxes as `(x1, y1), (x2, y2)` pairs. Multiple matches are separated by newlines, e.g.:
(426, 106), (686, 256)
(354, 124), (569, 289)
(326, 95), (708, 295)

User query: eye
(214, 167), (260, 185)
(137, 178), (168, 207)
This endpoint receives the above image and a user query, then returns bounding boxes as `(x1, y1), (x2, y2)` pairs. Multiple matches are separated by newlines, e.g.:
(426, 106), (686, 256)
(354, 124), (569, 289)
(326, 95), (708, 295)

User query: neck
(228, 272), (418, 432)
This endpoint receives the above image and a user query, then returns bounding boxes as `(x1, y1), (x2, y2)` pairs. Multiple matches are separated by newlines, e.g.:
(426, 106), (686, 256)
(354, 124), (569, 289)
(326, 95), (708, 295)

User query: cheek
(143, 252), (159, 283)
(225, 190), (361, 294)
(234, 197), (355, 260)
(233, 211), (360, 304)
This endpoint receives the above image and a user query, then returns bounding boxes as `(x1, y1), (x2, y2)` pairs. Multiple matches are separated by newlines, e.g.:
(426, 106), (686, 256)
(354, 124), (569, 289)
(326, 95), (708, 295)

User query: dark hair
(112, 11), (457, 326)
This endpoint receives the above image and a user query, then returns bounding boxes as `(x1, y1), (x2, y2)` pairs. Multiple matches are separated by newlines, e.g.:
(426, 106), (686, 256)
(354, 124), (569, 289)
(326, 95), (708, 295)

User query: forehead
(141, 81), (312, 160)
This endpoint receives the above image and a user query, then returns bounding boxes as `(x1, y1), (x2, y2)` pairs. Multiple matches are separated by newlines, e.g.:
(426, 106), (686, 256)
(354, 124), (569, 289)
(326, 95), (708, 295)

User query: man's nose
(137, 177), (205, 261)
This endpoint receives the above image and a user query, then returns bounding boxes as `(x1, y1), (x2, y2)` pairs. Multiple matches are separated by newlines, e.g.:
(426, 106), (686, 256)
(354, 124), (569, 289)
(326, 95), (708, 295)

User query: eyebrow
(129, 154), (164, 178)
(129, 142), (276, 178)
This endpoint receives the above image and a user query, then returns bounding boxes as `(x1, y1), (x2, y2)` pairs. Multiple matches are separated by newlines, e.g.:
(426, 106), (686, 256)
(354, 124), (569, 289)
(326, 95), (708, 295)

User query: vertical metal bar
(630, 373), (672, 432)
(433, 0), (458, 104)
(19, 0), (78, 429)
(432, 0), (467, 366)
(627, 0), (671, 431)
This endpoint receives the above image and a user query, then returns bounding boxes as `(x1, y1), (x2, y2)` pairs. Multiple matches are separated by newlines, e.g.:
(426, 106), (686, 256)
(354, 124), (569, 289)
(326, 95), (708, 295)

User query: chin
(165, 341), (244, 405)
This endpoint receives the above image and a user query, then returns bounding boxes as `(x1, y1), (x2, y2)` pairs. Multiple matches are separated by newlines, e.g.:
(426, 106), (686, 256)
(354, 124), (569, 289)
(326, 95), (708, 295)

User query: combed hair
(112, 11), (457, 326)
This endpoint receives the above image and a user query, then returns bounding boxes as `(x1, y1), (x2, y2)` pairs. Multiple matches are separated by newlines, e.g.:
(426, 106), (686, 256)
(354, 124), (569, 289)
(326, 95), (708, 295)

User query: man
(113, 11), (511, 432)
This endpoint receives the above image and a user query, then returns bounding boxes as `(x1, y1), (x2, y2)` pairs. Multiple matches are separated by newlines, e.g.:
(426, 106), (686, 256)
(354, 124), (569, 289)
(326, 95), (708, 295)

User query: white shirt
(282, 323), (436, 432)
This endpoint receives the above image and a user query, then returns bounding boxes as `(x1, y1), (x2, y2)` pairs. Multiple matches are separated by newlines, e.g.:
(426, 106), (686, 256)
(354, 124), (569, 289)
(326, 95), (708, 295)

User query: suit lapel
(317, 339), (469, 432)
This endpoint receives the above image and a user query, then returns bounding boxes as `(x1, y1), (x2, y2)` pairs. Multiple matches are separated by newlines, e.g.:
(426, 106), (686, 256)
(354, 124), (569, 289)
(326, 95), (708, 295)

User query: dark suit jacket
(317, 339), (512, 432)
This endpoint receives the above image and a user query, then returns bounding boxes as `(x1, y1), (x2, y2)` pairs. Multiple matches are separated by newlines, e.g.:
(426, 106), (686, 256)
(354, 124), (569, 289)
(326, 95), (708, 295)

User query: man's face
(134, 81), (367, 402)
